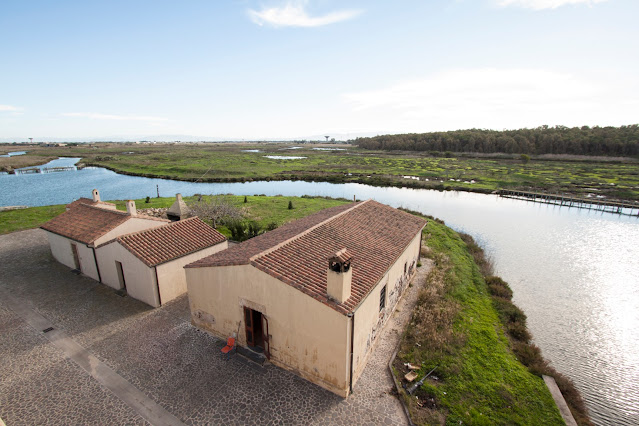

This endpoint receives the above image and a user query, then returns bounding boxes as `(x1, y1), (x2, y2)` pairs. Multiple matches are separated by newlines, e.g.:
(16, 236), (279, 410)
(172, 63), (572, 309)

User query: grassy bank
(394, 216), (590, 425)
(4, 143), (639, 202)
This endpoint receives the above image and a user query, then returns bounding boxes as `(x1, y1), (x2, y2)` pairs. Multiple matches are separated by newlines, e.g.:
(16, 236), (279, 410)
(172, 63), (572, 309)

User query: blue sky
(1, 0), (638, 140)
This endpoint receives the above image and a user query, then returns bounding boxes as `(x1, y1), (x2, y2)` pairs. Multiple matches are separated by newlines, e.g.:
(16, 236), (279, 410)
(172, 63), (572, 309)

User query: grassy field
(0, 205), (67, 235)
(0, 195), (349, 236)
(3, 143), (639, 202)
(394, 217), (582, 425)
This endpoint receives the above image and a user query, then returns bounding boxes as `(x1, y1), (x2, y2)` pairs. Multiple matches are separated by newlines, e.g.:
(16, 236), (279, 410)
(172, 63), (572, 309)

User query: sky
(1, 0), (638, 141)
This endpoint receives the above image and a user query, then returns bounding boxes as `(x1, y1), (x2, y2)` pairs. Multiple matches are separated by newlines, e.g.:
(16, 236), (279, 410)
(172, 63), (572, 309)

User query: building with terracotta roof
(185, 200), (427, 397)
(41, 197), (169, 283)
(95, 217), (227, 307)
(65, 189), (117, 211)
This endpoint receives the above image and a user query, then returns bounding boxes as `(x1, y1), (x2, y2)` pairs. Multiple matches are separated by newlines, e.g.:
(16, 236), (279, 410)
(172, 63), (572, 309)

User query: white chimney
(126, 200), (137, 216)
(327, 249), (353, 303)
(92, 189), (101, 202)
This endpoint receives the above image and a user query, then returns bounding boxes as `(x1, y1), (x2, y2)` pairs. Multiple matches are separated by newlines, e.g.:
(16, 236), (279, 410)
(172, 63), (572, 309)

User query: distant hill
(355, 125), (639, 157)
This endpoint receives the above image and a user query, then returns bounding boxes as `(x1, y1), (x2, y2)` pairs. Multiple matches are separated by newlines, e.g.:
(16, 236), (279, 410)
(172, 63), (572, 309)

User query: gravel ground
(0, 228), (431, 425)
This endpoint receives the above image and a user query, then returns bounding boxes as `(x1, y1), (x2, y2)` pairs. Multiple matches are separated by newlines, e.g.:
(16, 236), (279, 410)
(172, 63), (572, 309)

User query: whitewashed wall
(96, 241), (159, 306)
(156, 241), (228, 305)
(351, 231), (422, 383)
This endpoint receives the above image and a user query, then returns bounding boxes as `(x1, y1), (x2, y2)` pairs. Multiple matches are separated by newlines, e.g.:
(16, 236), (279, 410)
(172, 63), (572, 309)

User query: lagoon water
(1, 158), (638, 424)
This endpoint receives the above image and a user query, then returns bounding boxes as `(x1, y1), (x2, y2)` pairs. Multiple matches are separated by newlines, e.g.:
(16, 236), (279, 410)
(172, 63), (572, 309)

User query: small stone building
(95, 217), (227, 307)
(41, 199), (168, 282)
(166, 193), (190, 221)
(185, 200), (427, 397)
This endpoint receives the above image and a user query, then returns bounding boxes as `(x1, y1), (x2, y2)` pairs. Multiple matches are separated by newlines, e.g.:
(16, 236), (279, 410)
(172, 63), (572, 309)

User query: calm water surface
(1, 158), (638, 425)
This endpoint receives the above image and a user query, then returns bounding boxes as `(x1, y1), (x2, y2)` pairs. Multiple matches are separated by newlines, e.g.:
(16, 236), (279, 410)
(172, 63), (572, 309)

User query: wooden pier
(498, 190), (639, 217)
(14, 167), (41, 175)
(42, 166), (76, 173)
(13, 166), (77, 174)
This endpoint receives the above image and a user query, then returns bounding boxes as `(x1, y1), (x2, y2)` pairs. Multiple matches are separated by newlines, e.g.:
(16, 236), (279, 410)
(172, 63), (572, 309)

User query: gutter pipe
(348, 311), (355, 395)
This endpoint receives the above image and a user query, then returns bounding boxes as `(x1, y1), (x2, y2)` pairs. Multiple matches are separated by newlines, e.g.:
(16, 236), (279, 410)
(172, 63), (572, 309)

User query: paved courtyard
(0, 229), (431, 425)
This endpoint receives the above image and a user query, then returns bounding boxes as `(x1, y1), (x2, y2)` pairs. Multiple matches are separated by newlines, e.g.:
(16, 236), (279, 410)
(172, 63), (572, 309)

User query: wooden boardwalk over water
(498, 190), (639, 216)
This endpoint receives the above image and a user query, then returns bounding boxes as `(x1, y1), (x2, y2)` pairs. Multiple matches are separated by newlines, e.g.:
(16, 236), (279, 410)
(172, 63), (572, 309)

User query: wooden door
(244, 307), (255, 346)
(71, 243), (80, 270)
(115, 261), (127, 291)
(263, 315), (270, 359)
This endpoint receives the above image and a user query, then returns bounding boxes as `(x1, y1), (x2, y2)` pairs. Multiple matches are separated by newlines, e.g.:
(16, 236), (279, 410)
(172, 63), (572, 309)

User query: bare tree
(187, 195), (244, 228)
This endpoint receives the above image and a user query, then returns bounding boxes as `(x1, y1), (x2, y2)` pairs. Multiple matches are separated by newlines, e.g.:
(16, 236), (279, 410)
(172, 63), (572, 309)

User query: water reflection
(0, 151), (27, 157)
(1, 157), (638, 424)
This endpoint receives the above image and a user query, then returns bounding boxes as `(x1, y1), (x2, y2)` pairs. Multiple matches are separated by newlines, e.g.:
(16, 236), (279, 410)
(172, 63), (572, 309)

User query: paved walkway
(0, 229), (431, 425)
(0, 287), (184, 426)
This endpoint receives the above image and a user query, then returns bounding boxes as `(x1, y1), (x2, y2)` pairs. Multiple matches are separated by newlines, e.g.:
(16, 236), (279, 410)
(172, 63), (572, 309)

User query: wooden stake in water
(156, 184), (160, 198)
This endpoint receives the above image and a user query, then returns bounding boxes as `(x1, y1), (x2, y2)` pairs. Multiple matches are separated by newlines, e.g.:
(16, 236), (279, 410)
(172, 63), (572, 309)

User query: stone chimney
(92, 189), (101, 203)
(126, 200), (137, 216)
(167, 193), (190, 221)
(327, 249), (353, 303)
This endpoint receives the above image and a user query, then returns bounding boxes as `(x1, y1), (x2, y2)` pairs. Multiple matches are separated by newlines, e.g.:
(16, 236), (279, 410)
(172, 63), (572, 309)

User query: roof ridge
(116, 216), (226, 267)
(80, 202), (130, 216)
(117, 216), (199, 243)
(249, 200), (370, 263)
(79, 202), (169, 222)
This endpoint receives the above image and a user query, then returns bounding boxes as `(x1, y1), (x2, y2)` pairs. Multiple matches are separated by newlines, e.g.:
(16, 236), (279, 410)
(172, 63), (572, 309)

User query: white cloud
(342, 68), (639, 132)
(248, 1), (362, 27)
(62, 112), (168, 122)
(497, 0), (609, 10)
(0, 105), (22, 112)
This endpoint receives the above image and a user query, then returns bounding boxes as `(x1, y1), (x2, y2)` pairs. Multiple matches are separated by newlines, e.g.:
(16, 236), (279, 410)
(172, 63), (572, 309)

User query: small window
(379, 285), (387, 312)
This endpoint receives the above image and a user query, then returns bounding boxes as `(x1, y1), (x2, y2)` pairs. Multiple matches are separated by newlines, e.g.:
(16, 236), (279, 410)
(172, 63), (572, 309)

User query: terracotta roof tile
(41, 203), (168, 245)
(186, 202), (357, 268)
(117, 217), (227, 267)
(41, 203), (134, 244)
(66, 197), (116, 210)
(187, 200), (427, 315)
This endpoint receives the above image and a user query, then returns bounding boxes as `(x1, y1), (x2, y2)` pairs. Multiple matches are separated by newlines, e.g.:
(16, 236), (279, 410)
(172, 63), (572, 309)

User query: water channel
(1, 157), (637, 425)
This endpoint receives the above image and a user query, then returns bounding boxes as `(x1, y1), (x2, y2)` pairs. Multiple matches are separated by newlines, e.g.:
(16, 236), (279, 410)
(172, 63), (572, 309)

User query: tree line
(354, 125), (639, 156)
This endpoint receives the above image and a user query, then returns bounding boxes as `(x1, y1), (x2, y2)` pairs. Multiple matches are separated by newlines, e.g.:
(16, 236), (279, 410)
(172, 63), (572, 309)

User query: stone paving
(0, 229), (432, 425)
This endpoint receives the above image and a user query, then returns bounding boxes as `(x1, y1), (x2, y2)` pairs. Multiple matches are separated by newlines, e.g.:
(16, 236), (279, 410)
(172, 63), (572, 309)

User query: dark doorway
(115, 261), (127, 291)
(71, 243), (80, 270)
(244, 307), (264, 351)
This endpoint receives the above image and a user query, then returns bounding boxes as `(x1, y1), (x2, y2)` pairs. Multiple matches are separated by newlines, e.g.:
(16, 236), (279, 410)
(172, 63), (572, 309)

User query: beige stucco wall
(45, 231), (100, 281)
(93, 217), (166, 247)
(76, 243), (100, 281)
(156, 241), (228, 305)
(351, 231), (422, 383)
(45, 231), (77, 269)
(96, 241), (159, 307)
(186, 264), (351, 396)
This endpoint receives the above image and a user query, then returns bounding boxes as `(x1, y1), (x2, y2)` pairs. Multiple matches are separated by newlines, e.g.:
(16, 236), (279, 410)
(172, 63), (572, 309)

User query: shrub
(511, 341), (545, 370)
(145, 196), (150, 204)
(247, 221), (262, 239)
(244, 195), (248, 203)
(227, 220), (247, 242)
(486, 276), (513, 299)
(188, 195), (243, 228)
(492, 297), (527, 325)
(508, 321), (532, 343)
(288, 200), (293, 209)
